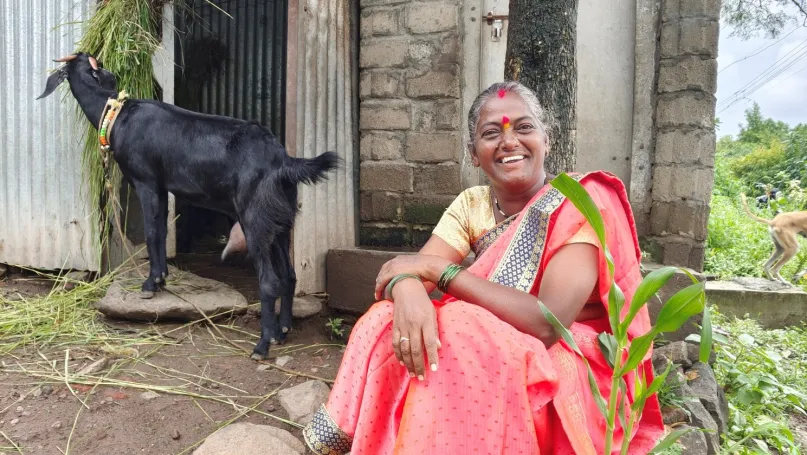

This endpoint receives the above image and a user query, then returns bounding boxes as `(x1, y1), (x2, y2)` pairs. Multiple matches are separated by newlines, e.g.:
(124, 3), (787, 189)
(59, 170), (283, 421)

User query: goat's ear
(89, 56), (99, 70)
(37, 68), (67, 100)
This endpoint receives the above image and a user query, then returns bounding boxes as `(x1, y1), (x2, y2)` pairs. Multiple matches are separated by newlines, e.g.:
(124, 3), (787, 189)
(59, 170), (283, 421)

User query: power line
(718, 26), (804, 74)
(717, 37), (807, 113)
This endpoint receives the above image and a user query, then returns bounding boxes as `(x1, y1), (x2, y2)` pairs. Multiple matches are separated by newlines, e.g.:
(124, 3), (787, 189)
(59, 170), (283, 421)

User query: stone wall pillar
(645, 0), (720, 271)
(358, 0), (463, 247)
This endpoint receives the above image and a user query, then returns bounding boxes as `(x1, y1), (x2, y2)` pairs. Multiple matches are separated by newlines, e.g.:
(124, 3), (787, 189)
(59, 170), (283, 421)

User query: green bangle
(437, 263), (464, 293)
(384, 273), (422, 301)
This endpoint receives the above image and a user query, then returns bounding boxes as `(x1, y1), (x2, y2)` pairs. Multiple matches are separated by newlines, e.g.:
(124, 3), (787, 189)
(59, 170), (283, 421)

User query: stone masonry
(357, 0), (721, 270)
(645, 0), (720, 271)
(358, 0), (462, 247)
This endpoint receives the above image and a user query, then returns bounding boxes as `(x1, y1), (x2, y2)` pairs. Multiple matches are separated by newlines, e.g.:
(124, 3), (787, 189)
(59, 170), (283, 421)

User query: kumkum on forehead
(502, 115), (511, 130)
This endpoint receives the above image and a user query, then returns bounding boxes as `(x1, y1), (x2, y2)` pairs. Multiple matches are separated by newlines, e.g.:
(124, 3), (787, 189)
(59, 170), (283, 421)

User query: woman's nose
(500, 130), (518, 149)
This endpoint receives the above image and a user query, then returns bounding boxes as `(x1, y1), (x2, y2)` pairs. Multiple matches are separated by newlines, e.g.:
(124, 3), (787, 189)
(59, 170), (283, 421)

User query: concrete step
(706, 277), (807, 329)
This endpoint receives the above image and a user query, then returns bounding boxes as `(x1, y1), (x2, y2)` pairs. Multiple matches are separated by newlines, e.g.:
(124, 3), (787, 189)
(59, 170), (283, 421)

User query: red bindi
(497, 89), (507, 98)
(502, 115), (510, 126)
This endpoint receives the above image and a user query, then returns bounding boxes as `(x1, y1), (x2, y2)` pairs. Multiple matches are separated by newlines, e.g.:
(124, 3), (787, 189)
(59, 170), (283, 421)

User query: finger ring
(399, 337), (410, 343)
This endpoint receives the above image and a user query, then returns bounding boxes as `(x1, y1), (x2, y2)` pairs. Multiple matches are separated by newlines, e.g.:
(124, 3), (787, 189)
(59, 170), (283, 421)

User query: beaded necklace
(98, 90), (129, 160)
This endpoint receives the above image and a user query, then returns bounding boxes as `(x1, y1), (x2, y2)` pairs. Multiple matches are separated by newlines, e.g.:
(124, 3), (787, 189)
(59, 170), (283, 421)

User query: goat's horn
(89, 56), (99, 70)
(53, 54), (77, 63)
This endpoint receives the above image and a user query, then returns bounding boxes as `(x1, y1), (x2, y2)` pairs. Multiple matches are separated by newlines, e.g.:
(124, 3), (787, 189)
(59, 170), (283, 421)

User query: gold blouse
(432, 185), (598, 260)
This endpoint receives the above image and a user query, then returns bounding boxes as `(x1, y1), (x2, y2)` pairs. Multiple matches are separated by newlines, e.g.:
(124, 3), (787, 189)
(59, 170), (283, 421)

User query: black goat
(38, 52), (339, 359)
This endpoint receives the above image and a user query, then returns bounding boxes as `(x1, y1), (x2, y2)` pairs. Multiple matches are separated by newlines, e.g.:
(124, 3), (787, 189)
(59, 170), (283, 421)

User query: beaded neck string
(98, 90), (129, 162)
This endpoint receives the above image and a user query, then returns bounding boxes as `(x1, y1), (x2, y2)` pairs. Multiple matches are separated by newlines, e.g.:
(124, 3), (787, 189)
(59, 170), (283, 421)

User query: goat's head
(37, 52), (117, 100)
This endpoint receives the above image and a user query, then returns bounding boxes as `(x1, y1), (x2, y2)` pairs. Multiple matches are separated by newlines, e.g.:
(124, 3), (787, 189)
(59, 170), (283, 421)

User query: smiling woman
(303, 81), (664, 454)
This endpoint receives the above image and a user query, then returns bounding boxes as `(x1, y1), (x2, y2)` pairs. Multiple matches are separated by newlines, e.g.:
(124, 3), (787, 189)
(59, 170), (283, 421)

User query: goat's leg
(156, 190), (169, 284)
(133, 184), (164, 298)
(252, 256), (282, 359)
(242, 222), (281, 360)
(272, 232), (296, 343)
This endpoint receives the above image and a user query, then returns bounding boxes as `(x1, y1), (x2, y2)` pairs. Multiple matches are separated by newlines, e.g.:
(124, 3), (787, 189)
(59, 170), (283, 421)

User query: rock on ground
(94, 264), (248, 322)
(681, 388), (720, 455)
(675, 425), (710, 455)
(192, 423), (305, 455)
(275, 295), (324, 318)
(277, 380), (331, 425)
(661, 405), (690, 425)
(687, 361), (729, 435)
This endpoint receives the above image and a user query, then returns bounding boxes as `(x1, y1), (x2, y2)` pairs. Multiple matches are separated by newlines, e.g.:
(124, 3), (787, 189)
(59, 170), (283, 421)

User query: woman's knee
(347, 300), (394, 343)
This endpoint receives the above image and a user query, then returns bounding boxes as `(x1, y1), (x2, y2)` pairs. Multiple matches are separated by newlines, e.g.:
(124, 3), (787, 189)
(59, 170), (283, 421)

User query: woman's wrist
(425, 256), (453, 284)
(390, 276), (428, 301)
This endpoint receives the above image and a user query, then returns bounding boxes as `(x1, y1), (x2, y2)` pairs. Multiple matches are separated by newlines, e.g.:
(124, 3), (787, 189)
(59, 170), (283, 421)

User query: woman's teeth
(501, 156), (525, 164)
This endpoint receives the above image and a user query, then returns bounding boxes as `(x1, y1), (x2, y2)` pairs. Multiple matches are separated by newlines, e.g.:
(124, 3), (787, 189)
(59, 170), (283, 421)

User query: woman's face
(471, 91), (548, 194)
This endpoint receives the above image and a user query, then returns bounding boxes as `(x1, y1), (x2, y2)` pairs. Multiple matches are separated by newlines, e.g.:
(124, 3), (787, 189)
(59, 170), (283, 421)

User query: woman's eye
(482, 130), (499, 138)
(518, 124), (535, 131)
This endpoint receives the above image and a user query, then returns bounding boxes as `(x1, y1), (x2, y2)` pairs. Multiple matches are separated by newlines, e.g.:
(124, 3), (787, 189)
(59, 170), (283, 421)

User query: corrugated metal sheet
(289, 0), (358, 293)
(0, 0), (99, 271)
(174, 0), (287, 140)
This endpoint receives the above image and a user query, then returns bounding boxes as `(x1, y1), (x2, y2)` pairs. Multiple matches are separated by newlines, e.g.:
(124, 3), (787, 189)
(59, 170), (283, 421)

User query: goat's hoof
(250, 353), (267, 361)
(139, 290), (155, 299)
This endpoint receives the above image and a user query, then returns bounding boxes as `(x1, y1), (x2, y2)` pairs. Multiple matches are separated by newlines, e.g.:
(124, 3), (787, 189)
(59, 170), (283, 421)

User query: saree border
(489, 174), (584, 291)
(471, 214), (517, 258)
(554, 347), (597, 455)
(303, 404), (353, 455)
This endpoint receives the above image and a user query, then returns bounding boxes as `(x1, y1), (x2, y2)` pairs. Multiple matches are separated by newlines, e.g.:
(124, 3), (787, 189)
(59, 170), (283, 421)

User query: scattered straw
(0, 431), (23, 454)
(176, 378), (295, 455)
(0, 267), (169, 355)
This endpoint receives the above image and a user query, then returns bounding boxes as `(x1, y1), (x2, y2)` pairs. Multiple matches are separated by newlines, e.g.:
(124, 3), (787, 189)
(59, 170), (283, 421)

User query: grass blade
(649, 428), (694, 454)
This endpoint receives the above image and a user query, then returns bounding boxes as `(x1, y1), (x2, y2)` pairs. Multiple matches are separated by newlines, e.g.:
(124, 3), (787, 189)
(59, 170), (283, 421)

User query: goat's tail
(281, 151), (341, 185)
(741, 193), (773, 225)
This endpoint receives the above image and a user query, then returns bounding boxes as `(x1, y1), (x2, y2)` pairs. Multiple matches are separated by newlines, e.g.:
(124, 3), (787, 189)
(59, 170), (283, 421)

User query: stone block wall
(358, 0), (463, 247)
(645, 0), (720, 271)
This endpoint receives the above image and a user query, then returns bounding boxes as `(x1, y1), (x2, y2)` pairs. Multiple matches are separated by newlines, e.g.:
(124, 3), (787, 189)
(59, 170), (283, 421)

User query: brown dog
(741, 194), (807, 284)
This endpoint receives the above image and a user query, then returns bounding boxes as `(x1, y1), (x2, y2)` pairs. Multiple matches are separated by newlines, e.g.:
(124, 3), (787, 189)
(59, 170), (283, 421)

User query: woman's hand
(390, 279), (441, 380)
(373, 254), (451, 301)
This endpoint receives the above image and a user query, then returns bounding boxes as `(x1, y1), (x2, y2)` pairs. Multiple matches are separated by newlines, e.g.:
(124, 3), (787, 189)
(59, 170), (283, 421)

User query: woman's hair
(466, 81), (548, 148)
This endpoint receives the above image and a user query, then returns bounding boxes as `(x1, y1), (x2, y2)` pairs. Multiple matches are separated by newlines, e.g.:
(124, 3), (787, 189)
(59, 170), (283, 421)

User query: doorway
(171, 0), (288, 297)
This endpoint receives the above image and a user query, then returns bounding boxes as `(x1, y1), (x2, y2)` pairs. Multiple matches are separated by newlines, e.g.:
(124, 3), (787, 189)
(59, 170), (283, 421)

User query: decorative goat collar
(98, 90), (129, 153)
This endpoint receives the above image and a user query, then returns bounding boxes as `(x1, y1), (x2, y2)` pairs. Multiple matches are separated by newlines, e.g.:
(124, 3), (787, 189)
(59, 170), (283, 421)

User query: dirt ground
(0, 252), (357, 455)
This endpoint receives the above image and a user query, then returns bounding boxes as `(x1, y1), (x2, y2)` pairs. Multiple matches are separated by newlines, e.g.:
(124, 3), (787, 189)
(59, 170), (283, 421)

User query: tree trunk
(504, 0), (578, 175)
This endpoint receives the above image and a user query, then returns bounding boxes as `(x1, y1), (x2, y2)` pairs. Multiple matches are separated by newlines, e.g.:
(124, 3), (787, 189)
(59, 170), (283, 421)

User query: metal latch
(484, 11), (508, 41)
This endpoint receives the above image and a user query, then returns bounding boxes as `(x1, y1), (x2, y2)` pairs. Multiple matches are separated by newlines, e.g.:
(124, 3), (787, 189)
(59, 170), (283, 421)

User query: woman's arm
(374, 234), (465, 300)
(386, 238), (600, 347)
(429, 242), (599, 346)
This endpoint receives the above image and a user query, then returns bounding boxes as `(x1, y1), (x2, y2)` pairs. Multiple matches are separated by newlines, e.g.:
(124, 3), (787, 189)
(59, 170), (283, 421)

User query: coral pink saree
(304, 171), (664, 454)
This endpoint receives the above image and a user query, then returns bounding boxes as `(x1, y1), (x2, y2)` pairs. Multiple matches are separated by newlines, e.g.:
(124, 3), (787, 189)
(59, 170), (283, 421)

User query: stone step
(705, 277), (807, 329)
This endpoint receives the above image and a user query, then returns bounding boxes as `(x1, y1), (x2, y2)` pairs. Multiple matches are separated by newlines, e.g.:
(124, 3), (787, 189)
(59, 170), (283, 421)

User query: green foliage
(707, 103), (807, 287)
(721, 0), (807, 39)
(547, 174), (712, 454)
(718, 104), (807, 196)
(325, 318), (345, 339)
(73, 0), (162, 264)
(710, 312), (807, 453)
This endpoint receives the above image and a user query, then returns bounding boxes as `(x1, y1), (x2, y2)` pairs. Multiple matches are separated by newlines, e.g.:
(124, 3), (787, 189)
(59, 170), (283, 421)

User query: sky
(715, 24), (807, 138)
